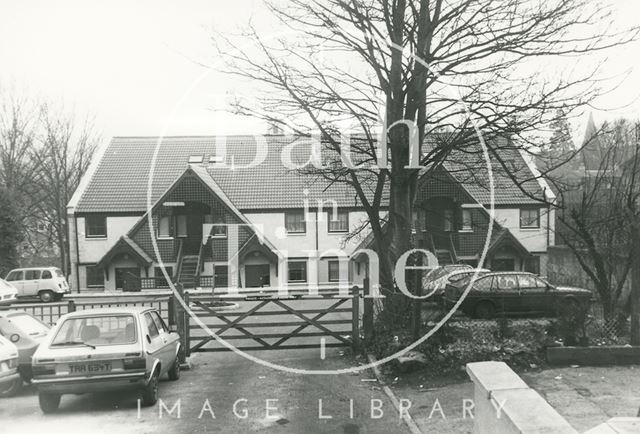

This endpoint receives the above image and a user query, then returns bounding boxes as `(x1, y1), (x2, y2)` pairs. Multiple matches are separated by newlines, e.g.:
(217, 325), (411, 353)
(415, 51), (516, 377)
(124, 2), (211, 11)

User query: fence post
(68, 300), (76, 313)
(174, 283), (188, 363)
(363, 277), (374, 343)
(168, 295), (175, 327)
(184, 291), (191, 358)
(412, 270), (422, 341)
(351, 286), (360, 351)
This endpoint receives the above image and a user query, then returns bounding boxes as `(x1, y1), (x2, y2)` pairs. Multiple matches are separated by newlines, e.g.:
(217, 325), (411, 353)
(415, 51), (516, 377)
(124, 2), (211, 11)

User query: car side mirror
(146, 334), (152, 344)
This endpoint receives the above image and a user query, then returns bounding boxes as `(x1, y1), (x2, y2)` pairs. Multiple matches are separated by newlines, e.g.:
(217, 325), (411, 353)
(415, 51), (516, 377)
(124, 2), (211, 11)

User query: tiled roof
(75, 135), (544, 213)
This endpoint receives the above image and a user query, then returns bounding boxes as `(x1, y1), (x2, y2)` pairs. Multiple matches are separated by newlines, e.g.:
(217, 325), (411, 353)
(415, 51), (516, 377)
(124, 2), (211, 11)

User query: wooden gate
(174, 289), (361, 355)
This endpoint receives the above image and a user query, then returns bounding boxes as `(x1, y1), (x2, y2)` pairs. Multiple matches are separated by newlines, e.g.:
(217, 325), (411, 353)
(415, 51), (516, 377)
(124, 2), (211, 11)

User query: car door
(494, 274), (520, 313)
(517, 274), (547, 314)
(150, 311), (175, 369)
(22, 270), (41, 297)
(142, 312), (165, 373)
(5, 271), (25, 297)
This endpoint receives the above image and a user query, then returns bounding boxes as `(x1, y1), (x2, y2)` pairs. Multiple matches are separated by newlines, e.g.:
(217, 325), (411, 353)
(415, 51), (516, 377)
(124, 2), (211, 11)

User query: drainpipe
(74, 215), (80, 293)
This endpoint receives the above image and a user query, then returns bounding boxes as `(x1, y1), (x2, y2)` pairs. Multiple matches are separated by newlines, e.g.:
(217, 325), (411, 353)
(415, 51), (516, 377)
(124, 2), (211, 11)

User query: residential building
(67, 135), (554, 292)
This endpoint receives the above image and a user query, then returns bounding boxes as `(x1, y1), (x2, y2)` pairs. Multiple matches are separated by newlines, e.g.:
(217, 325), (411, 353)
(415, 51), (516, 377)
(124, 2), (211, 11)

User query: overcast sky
(1, 0), (639, 144)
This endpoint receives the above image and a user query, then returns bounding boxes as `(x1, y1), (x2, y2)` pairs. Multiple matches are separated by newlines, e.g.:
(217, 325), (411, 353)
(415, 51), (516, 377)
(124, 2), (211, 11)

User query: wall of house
(243, 210), (369, 287)
(493, 206), (553, 253)
(76, 215), (140, 263)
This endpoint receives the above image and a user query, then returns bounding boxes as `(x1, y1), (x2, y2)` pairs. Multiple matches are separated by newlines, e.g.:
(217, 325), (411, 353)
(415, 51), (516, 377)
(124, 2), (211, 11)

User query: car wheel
(0, 377), (22, 397)
(168, 355), (180, 381)
(39, 291), (54, 303)
(142, 369), (160, 406)
(39, 392), (61, 413)
(475, 301), (495, 319)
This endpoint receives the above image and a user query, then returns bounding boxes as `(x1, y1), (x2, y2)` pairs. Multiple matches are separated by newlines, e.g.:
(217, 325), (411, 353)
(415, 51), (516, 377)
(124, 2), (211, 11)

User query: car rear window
(54, 269), (64, 278)
(51, 315), (137, 347)
(7, 313), (50, 336)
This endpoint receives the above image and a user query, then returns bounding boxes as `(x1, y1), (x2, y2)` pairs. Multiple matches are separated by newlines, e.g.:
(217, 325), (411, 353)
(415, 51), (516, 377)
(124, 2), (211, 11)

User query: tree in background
(0, 89), (98, 274)
(0, 188), (23, 276)
(556, 118), (639, 330)
(31, 103), (97, 275)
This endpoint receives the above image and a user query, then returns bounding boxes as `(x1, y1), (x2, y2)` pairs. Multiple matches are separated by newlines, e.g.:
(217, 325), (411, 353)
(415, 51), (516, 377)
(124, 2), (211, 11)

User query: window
(285, 211), (306, 234)
(158, 216), (172, 238)
(211, 216), (227, 238)
(518, 274), (546, 291)
(461, 209), (473, 231)
(86, 265), (104, 287)
(51, 315), (136, 346)
(327, 210), (349, 233)
(144, 313), (159, 338)
(520, 208), (540, 228)
(6, 271), (23, 281)
(41, 270), (52, 279)
(151, 312), (168, 333)
(86, 215), (107, 238)
(176, 215), (188, 237)
(443, 209), (454, 232)
(288, 261), (307, 283)
(25, 270), (41, 280)
(474, 276), (493, 292)
(188, 155), (203, 163)
(328, 260), (340, 282)
(495, 274), (518, 291)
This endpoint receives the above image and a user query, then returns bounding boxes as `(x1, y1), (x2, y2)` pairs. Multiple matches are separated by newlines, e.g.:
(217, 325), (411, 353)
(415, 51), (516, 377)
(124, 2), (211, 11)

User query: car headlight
(10, 333), (20, 343)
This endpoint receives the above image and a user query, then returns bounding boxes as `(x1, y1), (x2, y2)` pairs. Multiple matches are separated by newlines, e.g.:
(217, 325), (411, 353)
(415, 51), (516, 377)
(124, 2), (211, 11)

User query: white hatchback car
(0, 278), (18, 306)
(32, 307), (181, 413)
(5, 267), (70, 303)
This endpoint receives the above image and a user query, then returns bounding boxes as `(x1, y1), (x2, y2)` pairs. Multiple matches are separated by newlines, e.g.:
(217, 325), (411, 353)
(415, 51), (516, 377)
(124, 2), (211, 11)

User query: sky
(0, 0), (639, 144)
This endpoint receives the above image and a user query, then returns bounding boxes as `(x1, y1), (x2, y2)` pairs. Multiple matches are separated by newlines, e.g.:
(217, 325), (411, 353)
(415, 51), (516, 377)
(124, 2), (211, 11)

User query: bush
(369, 317), (551, 377)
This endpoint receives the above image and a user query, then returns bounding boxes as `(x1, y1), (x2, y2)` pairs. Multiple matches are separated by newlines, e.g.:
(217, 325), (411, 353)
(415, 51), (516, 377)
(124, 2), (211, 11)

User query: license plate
(68, 362), (113, 374)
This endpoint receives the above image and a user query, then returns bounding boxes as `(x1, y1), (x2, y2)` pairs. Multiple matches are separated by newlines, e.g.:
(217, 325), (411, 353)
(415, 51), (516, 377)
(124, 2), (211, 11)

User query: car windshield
(51, 315), (137, 347)
(7, 313), (50, 336)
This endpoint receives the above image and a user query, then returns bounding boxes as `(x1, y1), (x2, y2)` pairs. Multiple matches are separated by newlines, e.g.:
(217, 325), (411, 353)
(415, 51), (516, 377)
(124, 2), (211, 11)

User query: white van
(5, 267), (70, 303)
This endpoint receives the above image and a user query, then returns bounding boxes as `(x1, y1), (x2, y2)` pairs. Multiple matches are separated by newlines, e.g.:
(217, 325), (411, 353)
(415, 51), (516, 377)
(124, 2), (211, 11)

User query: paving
(0, 348), (410, 434)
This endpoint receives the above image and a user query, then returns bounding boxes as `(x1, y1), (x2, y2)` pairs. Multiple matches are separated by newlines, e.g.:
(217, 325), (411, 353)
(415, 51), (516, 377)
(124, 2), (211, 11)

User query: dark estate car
(443, 272), (592, 319)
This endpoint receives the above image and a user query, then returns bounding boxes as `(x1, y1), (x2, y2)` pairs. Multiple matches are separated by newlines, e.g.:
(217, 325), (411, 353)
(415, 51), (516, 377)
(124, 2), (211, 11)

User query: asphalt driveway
(0, 348), (410, 434)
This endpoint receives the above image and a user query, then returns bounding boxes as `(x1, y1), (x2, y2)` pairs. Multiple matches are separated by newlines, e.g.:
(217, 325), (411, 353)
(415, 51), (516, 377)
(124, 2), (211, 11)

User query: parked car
(0, 334), (20, 397)
(443, 271), (592, 319)
(5, 267), (70, 303)
(31, 307), (181, 413)
(422, 265), (489, 299)
(0, 310), (51, 390)
(0, 278), (18, 306)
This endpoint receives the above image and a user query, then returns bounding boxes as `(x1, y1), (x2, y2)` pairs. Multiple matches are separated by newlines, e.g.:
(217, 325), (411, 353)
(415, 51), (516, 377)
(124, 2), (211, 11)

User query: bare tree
(214, 0), (637, 317)
(31, 103), (98, 274)
(556, 119), (639, 329)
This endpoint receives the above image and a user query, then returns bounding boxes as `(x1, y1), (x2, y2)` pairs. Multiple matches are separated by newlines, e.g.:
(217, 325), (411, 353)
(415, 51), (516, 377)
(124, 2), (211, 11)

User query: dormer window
(209, 155), (224, 164)
(188, 155), (203, 163)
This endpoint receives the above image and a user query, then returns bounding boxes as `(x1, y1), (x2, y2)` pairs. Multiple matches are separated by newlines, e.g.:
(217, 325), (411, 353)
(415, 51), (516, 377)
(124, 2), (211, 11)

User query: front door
(184, 214), (204, 255)
(115, 268), (140, 290)
(245, 264), (270, 287)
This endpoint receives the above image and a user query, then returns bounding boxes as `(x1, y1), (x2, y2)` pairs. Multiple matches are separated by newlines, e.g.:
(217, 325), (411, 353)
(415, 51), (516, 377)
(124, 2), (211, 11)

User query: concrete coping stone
(491, 388), (578, 433)
(466, 361), (529, 398)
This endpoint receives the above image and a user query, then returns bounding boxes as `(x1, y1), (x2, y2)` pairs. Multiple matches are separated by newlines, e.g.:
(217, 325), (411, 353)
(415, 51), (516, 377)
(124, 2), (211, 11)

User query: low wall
(466, 361), (578, 433)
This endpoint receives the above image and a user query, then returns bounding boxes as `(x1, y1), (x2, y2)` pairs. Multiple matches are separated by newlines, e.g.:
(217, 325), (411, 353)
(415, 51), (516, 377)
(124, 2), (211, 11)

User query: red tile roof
(74, 135), (544, 213)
